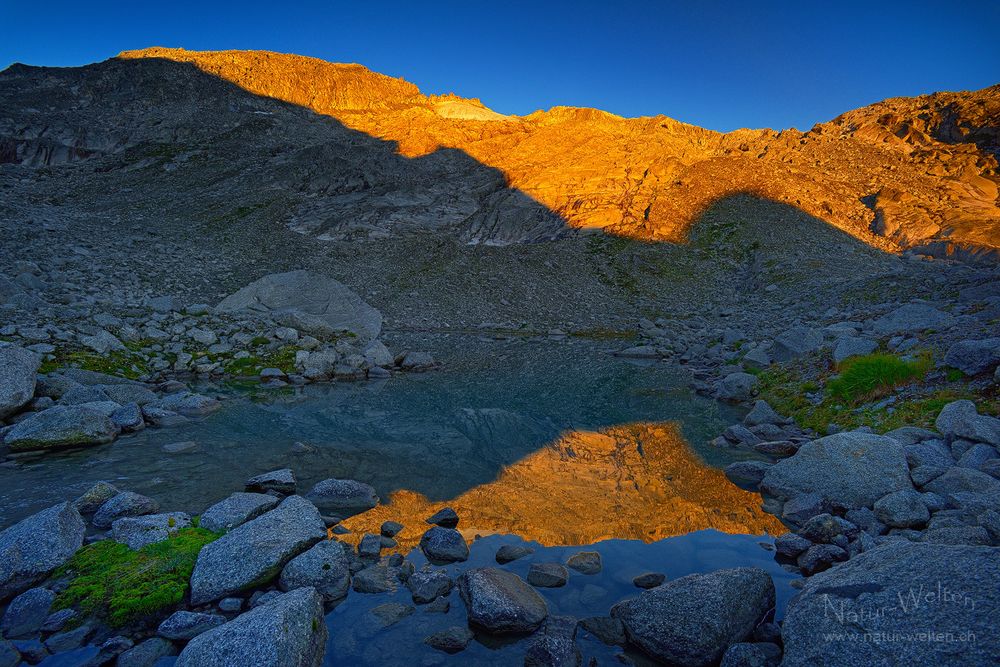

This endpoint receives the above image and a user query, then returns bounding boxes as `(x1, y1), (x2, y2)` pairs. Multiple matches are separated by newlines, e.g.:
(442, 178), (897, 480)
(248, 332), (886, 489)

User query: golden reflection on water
(341, 422), (784, 550)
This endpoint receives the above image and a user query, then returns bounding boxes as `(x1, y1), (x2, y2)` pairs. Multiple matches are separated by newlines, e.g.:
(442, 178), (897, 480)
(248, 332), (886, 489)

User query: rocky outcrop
(215, 271), (382, 344)
(3, 405), (119, 452)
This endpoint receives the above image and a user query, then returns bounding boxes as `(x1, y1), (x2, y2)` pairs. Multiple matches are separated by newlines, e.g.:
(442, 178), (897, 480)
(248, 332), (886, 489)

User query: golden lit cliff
(118, 47), (1000, 259)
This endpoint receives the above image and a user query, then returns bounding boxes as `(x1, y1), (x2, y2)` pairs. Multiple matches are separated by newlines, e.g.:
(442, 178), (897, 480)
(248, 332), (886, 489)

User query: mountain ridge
(3, 47), (999, 259)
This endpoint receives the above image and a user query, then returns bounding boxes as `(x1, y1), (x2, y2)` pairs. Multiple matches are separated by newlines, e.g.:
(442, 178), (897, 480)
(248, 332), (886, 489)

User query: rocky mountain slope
(109, 47), (999, 259)
(2, 47), (997, 259)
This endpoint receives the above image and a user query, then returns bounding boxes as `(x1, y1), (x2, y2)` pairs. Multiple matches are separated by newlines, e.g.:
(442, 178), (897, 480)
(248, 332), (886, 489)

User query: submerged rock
(189, 496), (326, 604)
(407, 570), (454, 604)
(458, 568), (548, 634)
(424, 626), (474, 654)
(566, 551), (602, 574)
(611, 567), (775, 667)
(496, 544), (534, 564)
(527, 563), (569, 588)
(306, 478), (378, 515)
(0, 502), (85, 600)
(176, 587), (327, 667)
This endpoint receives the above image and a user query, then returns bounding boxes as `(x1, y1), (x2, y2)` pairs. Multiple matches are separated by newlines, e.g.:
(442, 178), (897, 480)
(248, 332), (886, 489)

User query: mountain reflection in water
(342, 421), (784, 548)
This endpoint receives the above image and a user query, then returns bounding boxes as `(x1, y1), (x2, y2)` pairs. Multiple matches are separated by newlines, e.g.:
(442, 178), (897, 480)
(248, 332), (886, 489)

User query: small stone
(92, 492), (159, 530)
(425, 507), (459, 528)
(632, 572), (666, 588)
(495, 543), (534, 564)
(380, 521), (403, 537)
(527, 563), (569, 588)
(157, 611), (225, 641)
(566, 550), (602, 574)
(419, 526), (469, 563)
(407, 570), (454, 603)
(424, 626), (474, 654)
(245, 468), (296, 495)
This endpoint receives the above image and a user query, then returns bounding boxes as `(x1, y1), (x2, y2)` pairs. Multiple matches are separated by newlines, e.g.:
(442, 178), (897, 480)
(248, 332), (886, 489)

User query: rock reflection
(341, 422), (784, 549)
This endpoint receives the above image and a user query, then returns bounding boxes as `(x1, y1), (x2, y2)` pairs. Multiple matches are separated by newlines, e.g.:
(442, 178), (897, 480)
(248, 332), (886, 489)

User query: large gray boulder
(781, 542), (1000, 666)
(189, 496), (326, 604)
(611, 567), (775, 667)
(770, 327), (824, 362)
(3, 405), (118, 451)
(943, 338), (1000, 376)
(215, 270), (382, 344)
(832, 337), (877, 364)
(457, 568), (548, 634)
(935, 400), (1000, 447)
(0, 345), (39, 419)
(92, 492), (159, 530)
(0, 502), (85, 600)
(872, 303), (953, 335)
(199, 493), (280, 533)
(176, 587), (327, 667)
(760, 432), (913, 509)
(279, 540), (351, 602)
(716, 373), (759, 402)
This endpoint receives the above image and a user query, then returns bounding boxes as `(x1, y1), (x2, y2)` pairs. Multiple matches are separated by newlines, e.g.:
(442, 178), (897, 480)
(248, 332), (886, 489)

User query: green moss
(827, 353), (932, 404)
(222, 345), (299, 377)
(53, 527), (218, 628)
(40, 348), (148, 380)
(569, 328), (639, 341)
(250, 336), (270, 347)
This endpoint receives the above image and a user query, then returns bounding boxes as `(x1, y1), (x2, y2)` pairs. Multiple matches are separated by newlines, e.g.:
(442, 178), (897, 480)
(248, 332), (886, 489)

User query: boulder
(0, 587), (54, 638)
(406, 570), (454, 603)
(157, 610), (225, 640)
(3, 405), (118, 451)
(458, 568), (548, 634)
(0, 502), (85, 600)
(524, 615), (582, 667)
(112, 512), (192, 550)
(419, 527), (469, 563)
(92, 492), (159, 530)
(0, 345), (39, 419)
(760, 432), (913, 509)
(716, 373), (759, 402)
(832, 337), (877, 364)
(781, 542), (1000, 666)
(935, 400), (1000, 447)
(306, 478), (378, 515)
(633, 572), (667, 589)
(73, 481), (119, 514)
(769, 327), (823, 362)
(189, 496), (327, 604)
(175, 587), (327, 667)
(424, 626), (474, 654)
(279, 540), (352, 602)
(527, 563), (569, 588)
(199, 492), (280, 533)
(743, 400), (787, 427)
(244, 469), (296, 495)
(496, 544), (534, 564)
(611, 568), (775, 667)
(425, 507), (460, 528)
(943, 338), (1000, 376)
(110, 403), (145, 432)
(215, 270), (382, 344)
(871, 304), (953, 335)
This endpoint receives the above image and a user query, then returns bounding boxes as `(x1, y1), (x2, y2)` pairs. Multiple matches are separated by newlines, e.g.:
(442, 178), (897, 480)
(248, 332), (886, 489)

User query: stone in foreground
(0, 502), (85, 600)
(0, 345), (39, 419)
(189, 496), (326, 604)
(611, 567), (775, 667)
(199, 492), (280, 533)
(781, 542), (1000, 666)
(279, 539), (352, 602)
(419, 526), (469, 563)
(3, 405), (118, 451)
(176, 587), (327, 667)
(760, 431), (913, 509)
(458, 567), (548, 634)
(305, 478), (378, 515)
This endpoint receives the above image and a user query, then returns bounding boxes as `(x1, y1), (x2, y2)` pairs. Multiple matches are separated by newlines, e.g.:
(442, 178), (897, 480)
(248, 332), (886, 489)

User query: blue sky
(2, 1), (998, 132)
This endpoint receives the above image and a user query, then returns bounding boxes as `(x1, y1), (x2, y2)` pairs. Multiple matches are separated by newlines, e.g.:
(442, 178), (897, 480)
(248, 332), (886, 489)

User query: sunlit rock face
(340, 422), (784, 549)
(116, 48), (1000, 258)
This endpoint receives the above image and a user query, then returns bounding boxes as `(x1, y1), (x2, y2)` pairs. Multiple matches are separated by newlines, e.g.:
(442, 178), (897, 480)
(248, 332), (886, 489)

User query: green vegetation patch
(569, 327), (638, 341)
(222, 345), (299, 377)
(826, 353), (932, 404)
(53, 527), (218, 628)
(38, 348), (149, 379)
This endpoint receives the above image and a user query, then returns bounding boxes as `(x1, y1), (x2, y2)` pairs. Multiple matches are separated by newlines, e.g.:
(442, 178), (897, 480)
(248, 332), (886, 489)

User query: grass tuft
(826, 353), (931, 404)
(53, 527), (218, 628)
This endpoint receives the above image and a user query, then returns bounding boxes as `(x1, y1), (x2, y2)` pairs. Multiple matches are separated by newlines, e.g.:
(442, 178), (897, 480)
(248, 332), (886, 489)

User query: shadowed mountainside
(96, 47), (999, 259)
